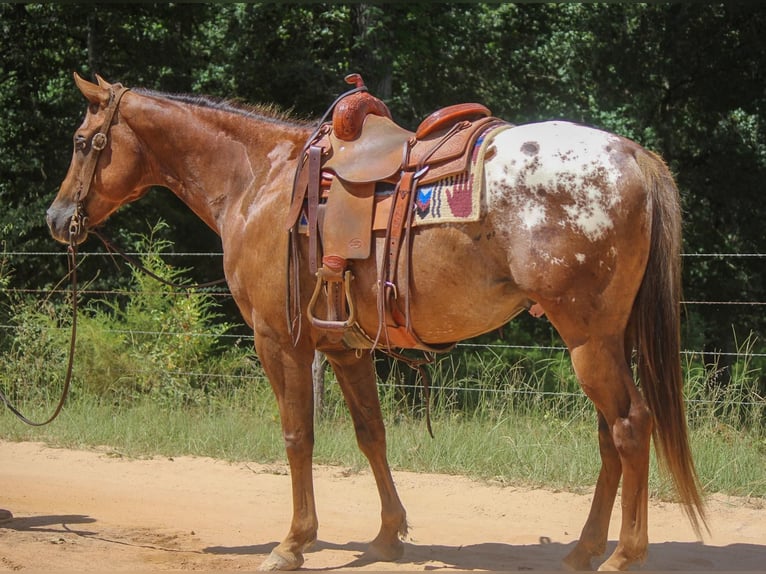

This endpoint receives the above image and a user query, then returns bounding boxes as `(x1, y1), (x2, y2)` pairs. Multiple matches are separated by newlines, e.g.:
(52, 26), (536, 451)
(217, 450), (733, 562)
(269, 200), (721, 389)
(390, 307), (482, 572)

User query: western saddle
(286, 74), (506, 351)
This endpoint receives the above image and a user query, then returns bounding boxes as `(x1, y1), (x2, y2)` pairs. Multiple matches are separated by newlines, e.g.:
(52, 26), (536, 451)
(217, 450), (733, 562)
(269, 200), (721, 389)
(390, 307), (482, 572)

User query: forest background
(1, 3), (764, 386)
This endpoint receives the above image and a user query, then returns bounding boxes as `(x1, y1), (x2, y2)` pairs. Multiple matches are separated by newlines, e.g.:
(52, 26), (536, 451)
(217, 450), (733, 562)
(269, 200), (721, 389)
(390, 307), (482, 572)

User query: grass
(1, 368), (763, 501)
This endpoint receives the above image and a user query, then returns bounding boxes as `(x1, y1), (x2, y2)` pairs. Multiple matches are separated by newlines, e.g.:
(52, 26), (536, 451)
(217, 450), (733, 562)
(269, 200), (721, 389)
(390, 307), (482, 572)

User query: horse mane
(133, 87), (313, 128)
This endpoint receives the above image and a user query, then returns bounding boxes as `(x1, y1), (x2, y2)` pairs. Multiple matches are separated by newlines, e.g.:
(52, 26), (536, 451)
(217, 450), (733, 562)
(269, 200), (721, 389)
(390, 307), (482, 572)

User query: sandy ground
(0, 440), (764, 572)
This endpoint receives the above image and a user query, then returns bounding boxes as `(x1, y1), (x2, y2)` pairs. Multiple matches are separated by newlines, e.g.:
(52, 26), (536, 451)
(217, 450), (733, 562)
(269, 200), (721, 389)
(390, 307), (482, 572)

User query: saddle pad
(376, 123), (510, 228)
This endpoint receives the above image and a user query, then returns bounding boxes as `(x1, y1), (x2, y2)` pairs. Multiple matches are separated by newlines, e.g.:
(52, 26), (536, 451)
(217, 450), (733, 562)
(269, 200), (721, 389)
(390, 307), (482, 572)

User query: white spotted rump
(485, 121), (624, 242)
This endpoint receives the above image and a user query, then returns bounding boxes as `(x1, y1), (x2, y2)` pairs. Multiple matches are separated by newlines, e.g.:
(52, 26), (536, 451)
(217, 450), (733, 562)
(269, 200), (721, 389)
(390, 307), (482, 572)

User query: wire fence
(1, 250), (764, 403)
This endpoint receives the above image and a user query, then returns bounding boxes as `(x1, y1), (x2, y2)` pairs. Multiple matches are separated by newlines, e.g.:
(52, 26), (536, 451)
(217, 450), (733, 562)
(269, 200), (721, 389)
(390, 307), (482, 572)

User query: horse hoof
(258, 549), (304, 571)
(562, 545), (594, 571)
(597, 546), (645, 571)
(597, 555), (635, 572)
(367, 536), (405, 562)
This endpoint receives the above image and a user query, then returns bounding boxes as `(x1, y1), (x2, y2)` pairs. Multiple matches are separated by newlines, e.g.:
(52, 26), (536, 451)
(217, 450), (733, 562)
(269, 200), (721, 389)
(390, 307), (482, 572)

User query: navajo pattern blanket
(409, 123), (510, 226)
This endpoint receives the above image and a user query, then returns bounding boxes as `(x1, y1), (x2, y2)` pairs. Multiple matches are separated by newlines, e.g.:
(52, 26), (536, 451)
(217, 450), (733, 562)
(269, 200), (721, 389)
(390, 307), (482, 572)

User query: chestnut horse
(46, 74), (706, 571)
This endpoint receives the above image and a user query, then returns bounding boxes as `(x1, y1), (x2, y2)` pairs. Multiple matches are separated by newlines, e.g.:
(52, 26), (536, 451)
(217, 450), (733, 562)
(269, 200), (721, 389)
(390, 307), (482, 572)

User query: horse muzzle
(46, 203), (89, 245)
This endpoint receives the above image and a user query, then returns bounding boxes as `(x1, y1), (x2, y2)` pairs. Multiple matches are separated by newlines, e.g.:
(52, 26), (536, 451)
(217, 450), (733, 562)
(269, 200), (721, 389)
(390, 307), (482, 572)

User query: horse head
(47, 73), (149, 245)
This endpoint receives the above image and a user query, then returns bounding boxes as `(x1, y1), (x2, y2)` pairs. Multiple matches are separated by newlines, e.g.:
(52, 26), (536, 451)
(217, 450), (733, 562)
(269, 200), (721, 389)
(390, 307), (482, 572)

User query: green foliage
(0, 297), (69, 406)
(684, 332), (765, 432)
(0, 223), (256, 408)
(2, 334), (762, 496)
(1, 4), (764, 373)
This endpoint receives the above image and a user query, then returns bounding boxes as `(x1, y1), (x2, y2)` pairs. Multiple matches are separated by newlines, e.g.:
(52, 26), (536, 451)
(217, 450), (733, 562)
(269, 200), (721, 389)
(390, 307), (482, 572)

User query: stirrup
(306, 268), (356, 331)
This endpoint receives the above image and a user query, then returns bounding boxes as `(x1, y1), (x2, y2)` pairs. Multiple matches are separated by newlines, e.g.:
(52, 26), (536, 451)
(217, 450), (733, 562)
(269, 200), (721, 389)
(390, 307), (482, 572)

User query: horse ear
(95, 74), (112, 89)
(73, 72), (109, 106)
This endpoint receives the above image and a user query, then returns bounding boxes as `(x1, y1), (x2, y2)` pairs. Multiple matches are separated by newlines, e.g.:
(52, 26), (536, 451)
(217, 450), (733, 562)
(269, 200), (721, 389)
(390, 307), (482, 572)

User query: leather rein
(0, 85), (130, 425)
(0, 211), (81, 426)
(0, 86), (129, 425)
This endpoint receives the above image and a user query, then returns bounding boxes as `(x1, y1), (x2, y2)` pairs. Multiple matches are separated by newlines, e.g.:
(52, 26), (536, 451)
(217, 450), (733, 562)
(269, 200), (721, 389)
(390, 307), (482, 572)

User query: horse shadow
(205, 537), (766, 571)
(0, 514), (98, 536)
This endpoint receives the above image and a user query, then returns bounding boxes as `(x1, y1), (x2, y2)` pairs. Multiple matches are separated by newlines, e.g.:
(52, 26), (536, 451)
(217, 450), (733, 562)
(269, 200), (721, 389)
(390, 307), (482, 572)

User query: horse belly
(351, 224), (529, 344)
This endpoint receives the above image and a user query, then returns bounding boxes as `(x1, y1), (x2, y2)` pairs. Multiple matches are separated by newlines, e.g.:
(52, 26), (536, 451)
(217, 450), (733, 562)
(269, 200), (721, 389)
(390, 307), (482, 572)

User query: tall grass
(0, 227), (763, 499)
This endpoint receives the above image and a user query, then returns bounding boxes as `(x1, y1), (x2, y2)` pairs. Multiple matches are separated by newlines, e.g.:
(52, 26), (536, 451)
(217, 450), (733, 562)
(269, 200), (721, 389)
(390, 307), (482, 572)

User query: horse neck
(124, 91), (310, 235)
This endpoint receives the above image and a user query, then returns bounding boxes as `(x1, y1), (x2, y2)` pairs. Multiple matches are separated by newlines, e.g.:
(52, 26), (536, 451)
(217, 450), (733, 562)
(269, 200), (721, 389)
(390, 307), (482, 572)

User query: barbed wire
(1, 251), (761, 415)
(19, 364), (759, 407)
(2, 252), (764, 362)
(680, 253), (766, 258)
(1, 323), (764, 358)
(2, 251), (224, 257)
(0, 286), (763, 306)
(3, 251), (764, 307)
(0, 287), (232, 298)
(5, 251), (766, 258)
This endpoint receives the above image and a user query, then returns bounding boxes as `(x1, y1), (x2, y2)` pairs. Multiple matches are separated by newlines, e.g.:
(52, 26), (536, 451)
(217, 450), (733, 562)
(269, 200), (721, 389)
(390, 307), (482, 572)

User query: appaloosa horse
(46, 74), (706, 571)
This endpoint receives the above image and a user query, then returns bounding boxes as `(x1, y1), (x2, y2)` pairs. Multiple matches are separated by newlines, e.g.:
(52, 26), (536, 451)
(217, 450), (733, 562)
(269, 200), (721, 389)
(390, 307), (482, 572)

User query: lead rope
(90, 229), (227, 291)
(0, 214), (82, 426)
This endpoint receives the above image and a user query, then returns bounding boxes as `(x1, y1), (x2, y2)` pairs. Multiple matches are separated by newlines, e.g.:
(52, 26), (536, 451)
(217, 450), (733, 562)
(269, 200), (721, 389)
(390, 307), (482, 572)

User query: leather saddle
(286, 74), (506, 351)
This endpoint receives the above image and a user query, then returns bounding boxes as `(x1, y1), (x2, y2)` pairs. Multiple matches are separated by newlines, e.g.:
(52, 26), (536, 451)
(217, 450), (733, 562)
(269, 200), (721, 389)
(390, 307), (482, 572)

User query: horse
(46, 73), (706, 571)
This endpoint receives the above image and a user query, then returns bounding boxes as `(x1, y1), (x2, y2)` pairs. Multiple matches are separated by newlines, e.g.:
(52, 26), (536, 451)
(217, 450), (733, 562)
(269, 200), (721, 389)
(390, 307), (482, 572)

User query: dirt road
(1, 441), (763, 571)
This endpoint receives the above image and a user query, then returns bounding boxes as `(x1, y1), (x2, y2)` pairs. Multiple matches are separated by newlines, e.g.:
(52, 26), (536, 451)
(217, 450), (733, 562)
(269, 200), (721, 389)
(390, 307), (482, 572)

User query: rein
(90, 229), (228, 291)
(0, 221), (81, 426)
(1, 81), (223, 425)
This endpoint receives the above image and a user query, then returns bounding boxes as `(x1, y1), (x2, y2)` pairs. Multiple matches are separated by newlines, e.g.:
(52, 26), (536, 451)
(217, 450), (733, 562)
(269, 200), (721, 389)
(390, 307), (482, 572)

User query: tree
(1, 3), (764, 362)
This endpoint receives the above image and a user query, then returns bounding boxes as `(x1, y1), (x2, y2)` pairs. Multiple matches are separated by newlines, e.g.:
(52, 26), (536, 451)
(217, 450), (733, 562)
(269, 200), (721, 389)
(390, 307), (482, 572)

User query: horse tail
(632, 150), (707, 537)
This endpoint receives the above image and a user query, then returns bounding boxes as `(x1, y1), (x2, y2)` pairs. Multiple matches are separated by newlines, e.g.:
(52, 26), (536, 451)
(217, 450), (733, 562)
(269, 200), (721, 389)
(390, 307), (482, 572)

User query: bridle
(2, 82), (227, 425)
(0, 83), (129, 426)
(69, 83), (131, 237)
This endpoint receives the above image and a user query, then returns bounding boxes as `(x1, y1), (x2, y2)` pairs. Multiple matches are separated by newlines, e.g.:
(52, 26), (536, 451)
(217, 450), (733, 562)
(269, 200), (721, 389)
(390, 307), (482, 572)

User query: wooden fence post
(312, 350), (327, 421)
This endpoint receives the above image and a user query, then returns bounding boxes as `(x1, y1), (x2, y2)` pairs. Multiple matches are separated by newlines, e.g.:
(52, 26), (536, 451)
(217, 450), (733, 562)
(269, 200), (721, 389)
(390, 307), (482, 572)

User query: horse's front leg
(255, 335), (317, 571)
(325, 349), (408, 562)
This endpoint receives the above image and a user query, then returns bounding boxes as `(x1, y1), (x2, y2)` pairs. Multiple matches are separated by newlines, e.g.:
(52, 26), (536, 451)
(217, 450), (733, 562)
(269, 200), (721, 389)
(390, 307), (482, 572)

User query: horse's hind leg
(563, 410), (622, 570)
(255, 336), (318, 571)
(562, 336), (653, 571)
(325, 349), (408, 562)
